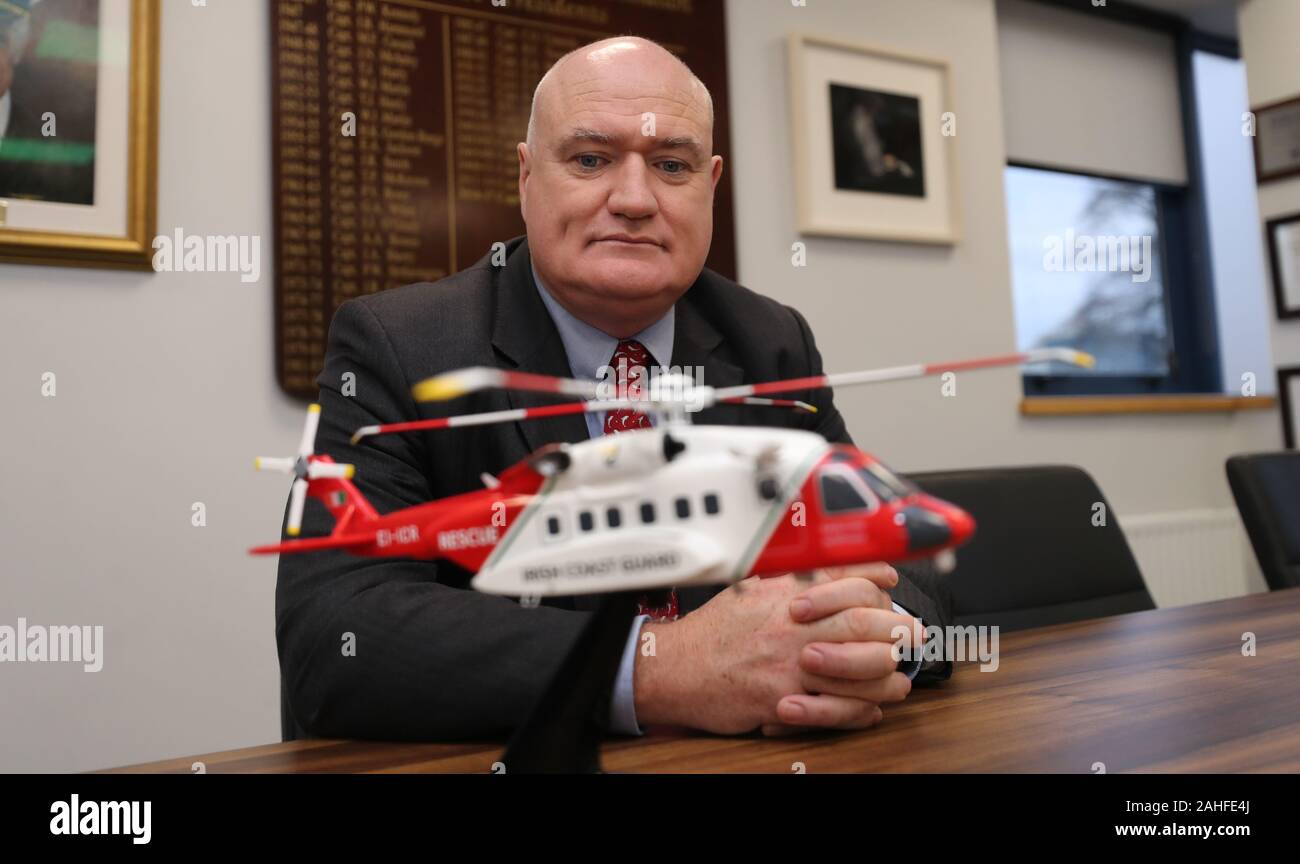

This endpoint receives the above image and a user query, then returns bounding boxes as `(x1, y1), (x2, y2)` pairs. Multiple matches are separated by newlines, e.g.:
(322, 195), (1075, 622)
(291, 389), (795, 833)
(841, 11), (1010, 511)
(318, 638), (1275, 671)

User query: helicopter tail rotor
(255, 404), (357, 537)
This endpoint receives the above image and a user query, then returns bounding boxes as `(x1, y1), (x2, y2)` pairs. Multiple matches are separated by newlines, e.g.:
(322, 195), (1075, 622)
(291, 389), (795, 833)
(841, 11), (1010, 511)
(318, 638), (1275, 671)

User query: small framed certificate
(1279, 367), (1300, 451)
(1266, 212), (1300, 320)
(1253, 94), (1300, 184)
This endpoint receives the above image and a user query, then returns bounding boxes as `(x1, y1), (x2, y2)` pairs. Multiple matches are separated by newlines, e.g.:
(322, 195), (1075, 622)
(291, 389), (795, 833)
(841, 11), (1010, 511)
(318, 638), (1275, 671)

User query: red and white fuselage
(252, 424), (974, 595)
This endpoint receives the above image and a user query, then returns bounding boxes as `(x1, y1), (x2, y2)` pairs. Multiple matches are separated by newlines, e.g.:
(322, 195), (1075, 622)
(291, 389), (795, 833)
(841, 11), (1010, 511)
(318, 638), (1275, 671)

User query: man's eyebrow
(658, 136), (705, 159)
(559, 128), (616, 147)
(556, 128), (706, 159)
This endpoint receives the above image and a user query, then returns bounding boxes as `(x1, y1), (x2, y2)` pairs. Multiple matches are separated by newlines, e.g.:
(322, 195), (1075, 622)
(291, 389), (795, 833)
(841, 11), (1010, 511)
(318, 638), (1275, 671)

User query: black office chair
(1226, 452), (1300, 591)
(905, 465), (1154, 631)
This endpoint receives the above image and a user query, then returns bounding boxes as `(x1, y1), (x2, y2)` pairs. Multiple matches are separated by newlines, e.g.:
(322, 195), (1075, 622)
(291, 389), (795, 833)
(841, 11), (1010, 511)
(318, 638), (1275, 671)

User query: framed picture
(1267, 211), (1300, 320)
(1279, 367), (1300, 451)
(1252, 94), (1300, 184)
(0, 0), (158, 269)
(788, 34), (959, 245)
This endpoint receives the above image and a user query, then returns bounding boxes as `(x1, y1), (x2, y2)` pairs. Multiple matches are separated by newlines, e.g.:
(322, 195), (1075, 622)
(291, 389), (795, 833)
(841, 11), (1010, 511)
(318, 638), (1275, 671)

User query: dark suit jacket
(276, 236), (953, 741)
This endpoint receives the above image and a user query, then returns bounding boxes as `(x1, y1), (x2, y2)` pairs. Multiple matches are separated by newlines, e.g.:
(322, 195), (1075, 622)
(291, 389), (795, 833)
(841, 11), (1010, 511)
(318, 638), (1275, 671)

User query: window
(703, 492), (720, 515)
(578, 511), (594, 532)
(819, 467), (872, 514)
(674, 497), (691, 519)
(997, 0), (1226, 398)
(545, 515), (562, 537)
(606, 506), (621, 529)
(639, 502), (656, 524)
(1005, 164), (1217, 394)
(856, 463), (911, 502)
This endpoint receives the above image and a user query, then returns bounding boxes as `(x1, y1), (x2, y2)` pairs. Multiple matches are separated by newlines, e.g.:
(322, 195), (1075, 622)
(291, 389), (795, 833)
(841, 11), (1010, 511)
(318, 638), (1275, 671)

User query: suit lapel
(491, 238), (592, 454)
(671, 289), (745, 425)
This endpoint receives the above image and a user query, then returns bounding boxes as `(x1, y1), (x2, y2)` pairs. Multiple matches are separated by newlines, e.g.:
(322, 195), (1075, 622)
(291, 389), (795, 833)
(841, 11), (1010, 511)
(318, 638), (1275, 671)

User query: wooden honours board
(270, 0), (737, 398)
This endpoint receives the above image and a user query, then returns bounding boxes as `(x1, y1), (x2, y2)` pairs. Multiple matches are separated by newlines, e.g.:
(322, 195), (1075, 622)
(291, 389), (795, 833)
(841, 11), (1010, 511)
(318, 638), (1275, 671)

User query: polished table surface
(107, 588), (1300, 773)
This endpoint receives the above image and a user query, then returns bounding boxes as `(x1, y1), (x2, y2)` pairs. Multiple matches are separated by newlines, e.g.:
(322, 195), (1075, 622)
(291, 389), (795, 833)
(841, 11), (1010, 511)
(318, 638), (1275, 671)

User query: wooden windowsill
(1021, 395), (1277, 416)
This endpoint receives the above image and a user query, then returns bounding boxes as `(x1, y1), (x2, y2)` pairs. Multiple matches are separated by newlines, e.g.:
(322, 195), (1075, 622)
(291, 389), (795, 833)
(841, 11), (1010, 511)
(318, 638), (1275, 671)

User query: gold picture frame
(0, 0), (158, 270)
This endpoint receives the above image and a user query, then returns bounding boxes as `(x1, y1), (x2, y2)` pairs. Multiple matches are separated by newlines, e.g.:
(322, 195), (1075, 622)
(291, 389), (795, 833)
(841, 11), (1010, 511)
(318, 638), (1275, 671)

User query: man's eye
(575, 154), (605, 170)
(659, 160), (686, 174)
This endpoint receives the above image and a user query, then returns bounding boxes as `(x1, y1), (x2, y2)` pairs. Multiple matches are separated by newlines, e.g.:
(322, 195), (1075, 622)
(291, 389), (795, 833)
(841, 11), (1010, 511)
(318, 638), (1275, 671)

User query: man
(276, 37), (951, 743)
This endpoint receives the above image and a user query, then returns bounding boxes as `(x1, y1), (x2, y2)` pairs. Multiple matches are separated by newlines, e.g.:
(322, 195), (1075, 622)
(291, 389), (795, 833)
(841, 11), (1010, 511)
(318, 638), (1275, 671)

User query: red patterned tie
(604, 339), (679, 622)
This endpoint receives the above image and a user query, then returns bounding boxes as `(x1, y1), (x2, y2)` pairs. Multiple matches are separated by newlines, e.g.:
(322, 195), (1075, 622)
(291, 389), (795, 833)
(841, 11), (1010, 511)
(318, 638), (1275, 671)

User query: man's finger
(800, 670), (913, 704)
(775, 694), (884, 729)
(809, 606), (922, 647)
(799, 640), (899, 679)
(822, 563), (898, 589)
(789, 575), (890, 622)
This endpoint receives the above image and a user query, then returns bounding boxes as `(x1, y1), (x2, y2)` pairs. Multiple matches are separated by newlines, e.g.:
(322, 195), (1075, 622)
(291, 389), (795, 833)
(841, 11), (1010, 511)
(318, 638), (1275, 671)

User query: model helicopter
(251, 345), (1092, 772)
(253, 347), (1093, 586)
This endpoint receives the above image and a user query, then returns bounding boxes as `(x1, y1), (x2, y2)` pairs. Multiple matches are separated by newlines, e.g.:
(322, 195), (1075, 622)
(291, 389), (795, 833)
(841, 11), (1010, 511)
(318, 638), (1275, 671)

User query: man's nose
(606, 157), (660, 221)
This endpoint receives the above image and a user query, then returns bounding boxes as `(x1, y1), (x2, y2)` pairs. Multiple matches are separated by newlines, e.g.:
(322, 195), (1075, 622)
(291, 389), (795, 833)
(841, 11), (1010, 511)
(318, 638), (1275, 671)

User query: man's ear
(517, 142), (531, 220)
(710, 155), (724, 193)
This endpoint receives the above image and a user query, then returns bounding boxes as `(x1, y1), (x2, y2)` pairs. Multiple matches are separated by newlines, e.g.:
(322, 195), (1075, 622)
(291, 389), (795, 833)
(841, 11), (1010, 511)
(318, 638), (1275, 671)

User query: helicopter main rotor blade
(411, 367), (600, 403)
(710, 348), (1094, 402)
(350, 400), (650, 444)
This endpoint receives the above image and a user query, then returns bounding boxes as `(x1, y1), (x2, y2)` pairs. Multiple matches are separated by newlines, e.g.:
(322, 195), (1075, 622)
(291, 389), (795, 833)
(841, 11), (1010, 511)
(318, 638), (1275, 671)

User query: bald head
(526, 37), (714, 149)
(516, 34), (724, 339)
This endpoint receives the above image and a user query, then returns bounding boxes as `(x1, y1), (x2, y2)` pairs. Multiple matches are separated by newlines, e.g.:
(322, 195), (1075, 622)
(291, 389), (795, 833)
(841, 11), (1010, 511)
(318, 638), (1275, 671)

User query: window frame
(1006, 0), (1234, 398)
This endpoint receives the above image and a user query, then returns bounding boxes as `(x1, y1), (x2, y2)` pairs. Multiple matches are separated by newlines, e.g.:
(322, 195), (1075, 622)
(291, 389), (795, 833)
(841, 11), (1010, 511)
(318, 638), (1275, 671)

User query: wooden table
(107, 588), (1300, 773)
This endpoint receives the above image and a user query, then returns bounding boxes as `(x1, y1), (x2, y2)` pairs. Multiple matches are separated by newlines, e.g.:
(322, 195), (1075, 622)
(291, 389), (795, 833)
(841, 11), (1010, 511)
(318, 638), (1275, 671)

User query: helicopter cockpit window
(858, 462), (915, 500)
(818, 464), (877, 514)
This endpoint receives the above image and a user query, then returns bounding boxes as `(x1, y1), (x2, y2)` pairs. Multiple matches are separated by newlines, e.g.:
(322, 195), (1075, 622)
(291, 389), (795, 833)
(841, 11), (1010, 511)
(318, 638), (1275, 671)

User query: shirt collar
(531, 262), (675, 380)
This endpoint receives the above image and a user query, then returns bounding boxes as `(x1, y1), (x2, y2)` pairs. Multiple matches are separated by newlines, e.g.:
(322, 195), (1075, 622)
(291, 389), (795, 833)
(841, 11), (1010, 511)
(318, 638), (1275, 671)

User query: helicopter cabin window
(703, 492), (720, 515)
(674, 497), (691, 519)
(578, 511), (595, 532)
(544, 514), (563, 538)
(606, 506), (621, 529)
(640, 502), (656, 524)
(818, 465), (877, 514)
(856, 464), (908, 502)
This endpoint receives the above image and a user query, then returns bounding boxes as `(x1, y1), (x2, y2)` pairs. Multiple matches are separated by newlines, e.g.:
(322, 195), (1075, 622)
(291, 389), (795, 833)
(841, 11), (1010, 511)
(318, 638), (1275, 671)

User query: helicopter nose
(947, 506), (975, 545)
(899, 505), (952, 551)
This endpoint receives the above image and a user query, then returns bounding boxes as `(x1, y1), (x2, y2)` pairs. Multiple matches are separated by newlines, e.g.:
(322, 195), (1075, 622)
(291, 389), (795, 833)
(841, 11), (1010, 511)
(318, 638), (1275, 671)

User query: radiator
(1120, 508), (1268, 608)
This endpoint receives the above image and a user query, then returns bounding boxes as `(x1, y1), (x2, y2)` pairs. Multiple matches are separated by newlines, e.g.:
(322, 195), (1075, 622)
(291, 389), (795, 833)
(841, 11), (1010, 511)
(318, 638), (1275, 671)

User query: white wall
(0, 0), (1285, 773)
(0, 1), (291, 773)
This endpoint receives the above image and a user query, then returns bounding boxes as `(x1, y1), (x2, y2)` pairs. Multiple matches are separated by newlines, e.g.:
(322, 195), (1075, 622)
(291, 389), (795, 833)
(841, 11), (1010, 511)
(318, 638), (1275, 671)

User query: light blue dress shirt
(531, 267), (920, 736)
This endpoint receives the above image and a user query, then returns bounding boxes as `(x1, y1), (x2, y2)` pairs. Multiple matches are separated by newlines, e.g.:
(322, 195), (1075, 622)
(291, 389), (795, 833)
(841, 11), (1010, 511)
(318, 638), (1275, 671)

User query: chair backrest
(905, 465), (1154, 631)
(1226, 452), (1300, 591)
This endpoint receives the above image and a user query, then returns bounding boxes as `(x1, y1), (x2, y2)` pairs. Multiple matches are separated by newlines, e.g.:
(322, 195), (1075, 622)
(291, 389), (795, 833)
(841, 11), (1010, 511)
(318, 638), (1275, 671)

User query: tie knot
(612, 339), (650, 367)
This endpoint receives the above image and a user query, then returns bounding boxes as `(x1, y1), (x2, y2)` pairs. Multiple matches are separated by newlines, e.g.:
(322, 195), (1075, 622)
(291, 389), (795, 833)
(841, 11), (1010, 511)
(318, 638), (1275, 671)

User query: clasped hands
(633, 562), (925, 737)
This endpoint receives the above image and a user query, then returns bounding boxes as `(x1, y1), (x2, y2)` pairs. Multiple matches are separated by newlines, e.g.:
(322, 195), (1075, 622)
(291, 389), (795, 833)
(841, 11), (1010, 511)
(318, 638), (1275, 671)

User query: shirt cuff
(607, 614), (649, 735)
(891, 600), (924, 680)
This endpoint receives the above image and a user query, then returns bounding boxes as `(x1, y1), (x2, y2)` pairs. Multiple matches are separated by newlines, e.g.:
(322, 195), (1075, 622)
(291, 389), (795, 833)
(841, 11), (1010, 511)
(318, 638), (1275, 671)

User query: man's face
(519, 43), (723, 331)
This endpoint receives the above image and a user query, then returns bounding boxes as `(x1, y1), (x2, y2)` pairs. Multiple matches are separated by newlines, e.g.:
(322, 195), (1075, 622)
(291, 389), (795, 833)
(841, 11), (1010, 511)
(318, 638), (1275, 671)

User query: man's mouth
(593, 234), (663, 248)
